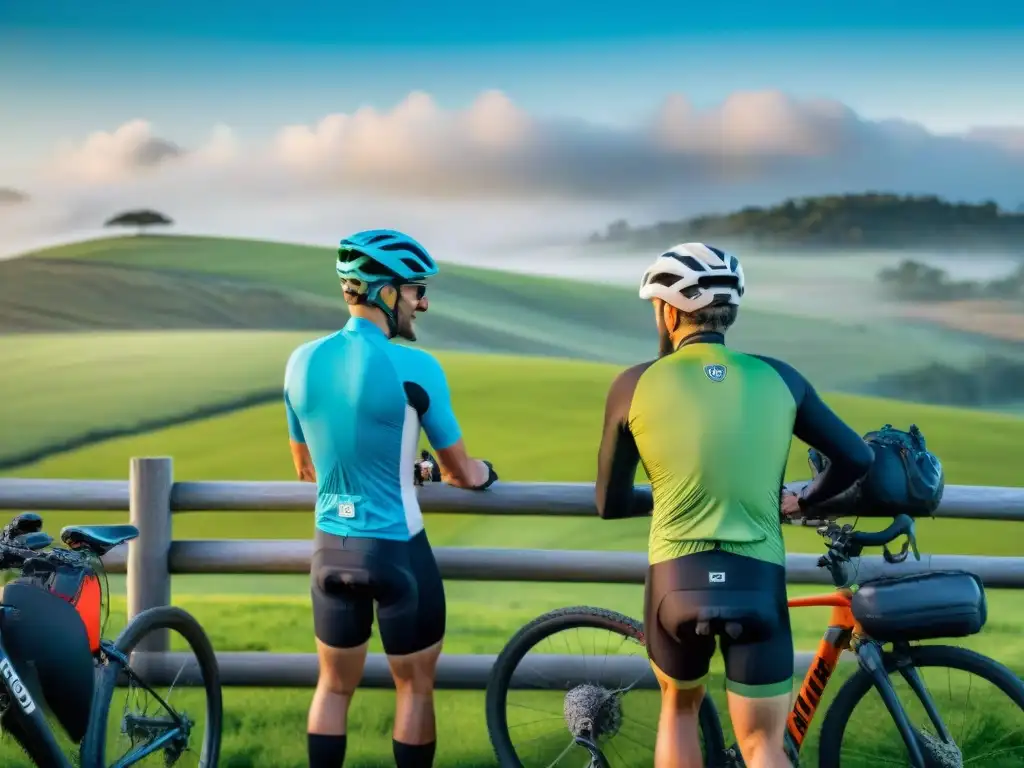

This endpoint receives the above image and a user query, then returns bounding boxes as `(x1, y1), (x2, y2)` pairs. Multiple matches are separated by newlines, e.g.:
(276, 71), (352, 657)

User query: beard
(658, 321), (674, 357)
(395, 307), (417, 342)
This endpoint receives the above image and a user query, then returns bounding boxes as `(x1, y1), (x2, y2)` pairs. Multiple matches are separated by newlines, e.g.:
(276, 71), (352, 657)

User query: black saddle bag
(850, 570), (987, 643)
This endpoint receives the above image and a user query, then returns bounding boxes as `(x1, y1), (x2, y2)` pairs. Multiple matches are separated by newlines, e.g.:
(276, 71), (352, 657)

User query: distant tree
(104, 209), (173, 236)
(877, 258), (1024, 302)
(0, 187), (28, 205)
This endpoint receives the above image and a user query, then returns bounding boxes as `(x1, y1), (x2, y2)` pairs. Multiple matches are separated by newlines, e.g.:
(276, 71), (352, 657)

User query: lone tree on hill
(104, 209), (174, 236)
(0, 187), (29, 205)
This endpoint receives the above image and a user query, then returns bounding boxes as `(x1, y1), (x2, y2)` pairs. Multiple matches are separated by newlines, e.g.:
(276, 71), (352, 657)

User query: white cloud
(962, 126), (1024, 154)
(36, 89), (1024, 204)
(4, 88), (1024, 261)
(45, 120), (234, 184)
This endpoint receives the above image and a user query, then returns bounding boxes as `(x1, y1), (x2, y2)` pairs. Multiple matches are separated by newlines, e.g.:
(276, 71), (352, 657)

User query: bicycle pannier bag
(850, 570), (987, 643)
(807, 423), (945, 517)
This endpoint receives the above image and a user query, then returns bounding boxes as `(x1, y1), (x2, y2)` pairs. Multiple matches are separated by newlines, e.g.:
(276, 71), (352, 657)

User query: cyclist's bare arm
(283, 389), (316, 483)
(436, 440), (491, 488)
(755, 355), (874, 512)
(289, 440), (316, 483)
(595, 363), (655, 519)
(411, 352), (497, 491)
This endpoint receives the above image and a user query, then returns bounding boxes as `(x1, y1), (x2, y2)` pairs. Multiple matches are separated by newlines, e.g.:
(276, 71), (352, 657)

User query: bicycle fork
(574, 734), (611, 768)
(855, 641), (927, 768)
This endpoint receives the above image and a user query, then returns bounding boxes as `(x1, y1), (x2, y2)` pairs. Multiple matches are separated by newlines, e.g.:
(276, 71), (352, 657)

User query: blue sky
(2, 1), (1023, 176)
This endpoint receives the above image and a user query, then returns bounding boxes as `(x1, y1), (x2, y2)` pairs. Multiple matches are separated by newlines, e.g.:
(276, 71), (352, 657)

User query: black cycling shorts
(311, 528), (446, 656)
(643, 549), (794, 698)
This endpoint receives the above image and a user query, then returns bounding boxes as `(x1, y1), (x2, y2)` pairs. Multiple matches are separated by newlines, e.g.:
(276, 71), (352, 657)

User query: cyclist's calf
(387, 640), (443, 762)
(727, 691), (792, 768)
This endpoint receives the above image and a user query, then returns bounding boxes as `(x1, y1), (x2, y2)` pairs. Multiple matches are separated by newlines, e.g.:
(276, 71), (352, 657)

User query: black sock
(308, 733), (346, 768)
(393, 739), (436, 768)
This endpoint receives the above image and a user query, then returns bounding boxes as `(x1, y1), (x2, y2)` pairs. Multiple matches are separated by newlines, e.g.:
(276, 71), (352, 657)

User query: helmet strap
(370, 282), (401, 338)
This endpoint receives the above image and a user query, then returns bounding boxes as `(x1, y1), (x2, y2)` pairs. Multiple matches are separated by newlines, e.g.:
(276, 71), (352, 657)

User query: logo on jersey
(704, 364), (727, 382)
(336, 495), (362, 519)
(708, 572), (726, 583)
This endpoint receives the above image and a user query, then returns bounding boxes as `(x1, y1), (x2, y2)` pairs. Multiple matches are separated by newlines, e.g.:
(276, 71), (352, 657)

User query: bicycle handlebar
(846, 514), (917, 550)
(813, 513), (921, 588)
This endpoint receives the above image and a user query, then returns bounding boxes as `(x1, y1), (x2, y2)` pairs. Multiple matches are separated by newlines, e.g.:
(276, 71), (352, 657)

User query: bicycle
(485, 514), (1024, 767)
(0, 512), (223, 767)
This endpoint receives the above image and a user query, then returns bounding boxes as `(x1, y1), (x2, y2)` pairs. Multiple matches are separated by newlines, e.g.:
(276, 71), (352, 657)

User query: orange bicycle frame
(785, 590), (858, 752)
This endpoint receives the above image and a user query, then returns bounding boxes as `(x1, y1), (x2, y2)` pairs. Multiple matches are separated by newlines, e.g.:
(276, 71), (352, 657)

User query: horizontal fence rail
(94, 541), (1024, 588)
(4, 477), (1024, 521)
(124, 650), (844, 689)
(0, 457), (1021, 692)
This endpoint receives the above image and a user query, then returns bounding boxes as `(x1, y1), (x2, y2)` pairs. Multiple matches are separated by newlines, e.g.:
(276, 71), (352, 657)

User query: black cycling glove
(471, 460), (499, 490)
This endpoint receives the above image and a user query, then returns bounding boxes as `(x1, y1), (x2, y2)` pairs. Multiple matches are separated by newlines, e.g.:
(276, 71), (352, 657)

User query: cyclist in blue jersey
(283, 229), (498, 768)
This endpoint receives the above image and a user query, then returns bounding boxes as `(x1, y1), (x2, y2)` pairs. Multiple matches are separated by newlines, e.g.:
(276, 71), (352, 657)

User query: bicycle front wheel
(485, 606), (726, 767)
(818, 643), (1024, 768)
(81, 606), (223, 768)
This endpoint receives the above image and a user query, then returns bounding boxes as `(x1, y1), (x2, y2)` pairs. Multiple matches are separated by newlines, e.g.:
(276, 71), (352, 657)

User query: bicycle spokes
(838, 660), (1021, 767)
(503, 625), (657, 765)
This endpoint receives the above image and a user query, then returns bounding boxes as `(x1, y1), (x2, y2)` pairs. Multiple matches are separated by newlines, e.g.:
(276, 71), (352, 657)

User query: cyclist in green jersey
(595, 243), (873, 768)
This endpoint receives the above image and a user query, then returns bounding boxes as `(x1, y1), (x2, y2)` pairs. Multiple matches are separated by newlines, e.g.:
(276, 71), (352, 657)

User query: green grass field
(9, 352), (1024, 557)
(0, 331), (319, 468)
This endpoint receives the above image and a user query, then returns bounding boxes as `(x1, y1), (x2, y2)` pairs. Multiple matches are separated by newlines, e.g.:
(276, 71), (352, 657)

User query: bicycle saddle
(60, 524), (139, 557)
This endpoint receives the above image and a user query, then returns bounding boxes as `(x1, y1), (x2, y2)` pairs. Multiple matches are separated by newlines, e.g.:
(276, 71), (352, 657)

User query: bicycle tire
(818, 644), (1024, 768)
(485, 606), (727, 767)
(80, 605), (223, 768)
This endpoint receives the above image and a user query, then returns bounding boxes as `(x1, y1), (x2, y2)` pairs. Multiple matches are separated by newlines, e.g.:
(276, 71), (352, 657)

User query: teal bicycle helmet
(336, 229), (439, 334)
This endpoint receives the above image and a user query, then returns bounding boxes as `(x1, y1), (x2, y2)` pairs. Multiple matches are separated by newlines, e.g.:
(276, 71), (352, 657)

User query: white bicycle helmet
(638, 242), (745, 312)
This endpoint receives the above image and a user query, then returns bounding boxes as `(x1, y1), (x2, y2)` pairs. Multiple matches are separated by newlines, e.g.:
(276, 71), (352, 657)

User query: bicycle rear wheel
(80, 606), (222, 767)
(818, 644), (1024, 768)
(485, 606), (727, 767)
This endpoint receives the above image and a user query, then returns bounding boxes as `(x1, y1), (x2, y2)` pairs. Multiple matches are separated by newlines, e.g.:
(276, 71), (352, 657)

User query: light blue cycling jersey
(283, 317), (462, 540)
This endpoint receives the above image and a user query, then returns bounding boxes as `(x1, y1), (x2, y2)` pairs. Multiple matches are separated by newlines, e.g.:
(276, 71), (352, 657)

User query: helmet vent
(665, 253), (706, 272)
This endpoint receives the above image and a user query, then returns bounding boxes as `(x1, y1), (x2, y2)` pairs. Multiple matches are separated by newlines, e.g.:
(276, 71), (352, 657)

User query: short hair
(341, 280), (367, 306)
(686, 303), (738, 333)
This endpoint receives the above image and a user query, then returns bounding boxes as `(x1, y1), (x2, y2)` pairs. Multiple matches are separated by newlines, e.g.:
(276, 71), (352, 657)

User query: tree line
(877, 260), (1024, 302)
(872, 355), (1024, 408)
(589, 193), (1024, 249)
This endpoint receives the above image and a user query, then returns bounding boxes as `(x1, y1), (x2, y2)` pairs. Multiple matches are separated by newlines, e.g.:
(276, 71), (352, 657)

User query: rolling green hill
(8, 235), (1023, 376)
(4, 235), (1024, 467)
(0, 256), (344, 331)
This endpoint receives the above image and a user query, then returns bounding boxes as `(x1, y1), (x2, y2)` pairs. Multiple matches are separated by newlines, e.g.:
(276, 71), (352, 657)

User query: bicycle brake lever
(908, 522), (921, 561)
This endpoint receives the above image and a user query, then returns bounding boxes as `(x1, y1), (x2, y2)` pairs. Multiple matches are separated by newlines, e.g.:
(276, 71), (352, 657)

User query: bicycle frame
(784, 590), (929, 767)
(784, 591), (856, 755)
(100, 642), (194, 768)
